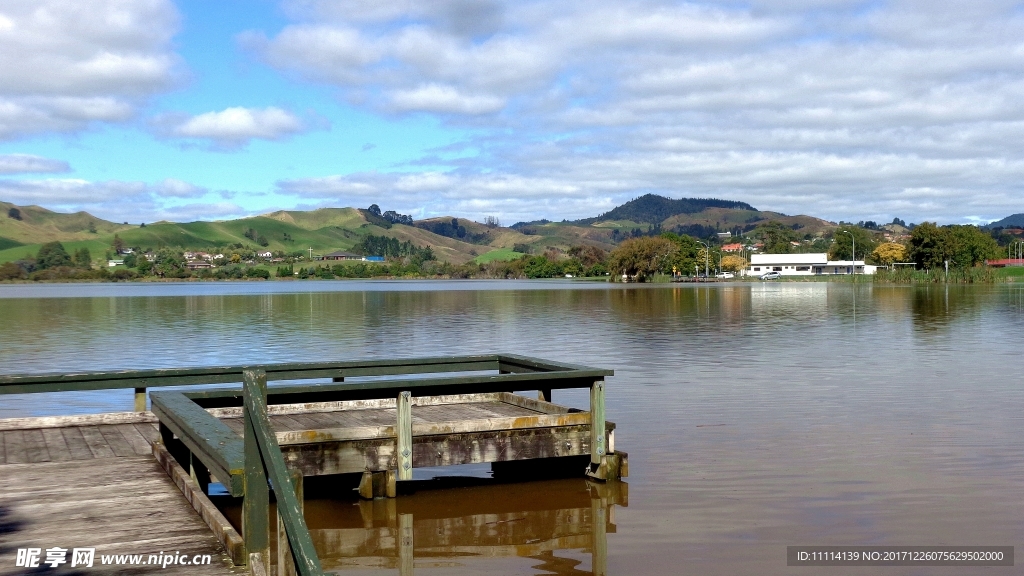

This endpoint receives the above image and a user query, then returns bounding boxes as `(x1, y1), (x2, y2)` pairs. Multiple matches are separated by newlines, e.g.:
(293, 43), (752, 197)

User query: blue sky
(1, 0), (1023, 225)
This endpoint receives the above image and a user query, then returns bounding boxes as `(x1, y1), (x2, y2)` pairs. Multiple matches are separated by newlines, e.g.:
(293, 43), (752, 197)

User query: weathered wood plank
(135, 421), (160, 443)
(79, 425), (116, 459)
(222, 417), (245, 435)
(396, 391), (412, 481)
(496, 391), (571, 414)
(4, 429), (28, 464)
(117, 422), (155, 455)
(40, 427), (72, 461)
(0, 431), (5, 464)
(271, 414), (311, 432)
(0, 410), (158, 431)
(98, 424), (139, 457)
(60, 426), (95, 460)
(283, 414), (324, 431)
(590, 380), (606, 466)
(273, 410), (593, 445)
(281, 425), (596, 476)
(0, 455), (243, 575)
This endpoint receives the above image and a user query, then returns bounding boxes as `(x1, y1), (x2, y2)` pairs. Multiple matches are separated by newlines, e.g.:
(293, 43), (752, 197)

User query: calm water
(2, 280), (1024, 575)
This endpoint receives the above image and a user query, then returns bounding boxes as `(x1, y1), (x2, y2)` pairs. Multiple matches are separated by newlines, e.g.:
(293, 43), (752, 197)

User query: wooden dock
(0, 355), (626, 576)
(0, 414), (241, 575)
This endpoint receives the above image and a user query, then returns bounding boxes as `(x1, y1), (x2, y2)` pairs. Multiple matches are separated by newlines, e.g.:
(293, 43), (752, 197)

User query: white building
(746, 253), (877, 276)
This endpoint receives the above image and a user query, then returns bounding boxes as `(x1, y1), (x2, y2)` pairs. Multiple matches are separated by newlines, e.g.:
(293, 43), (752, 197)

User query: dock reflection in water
(225, 477), (626, 576)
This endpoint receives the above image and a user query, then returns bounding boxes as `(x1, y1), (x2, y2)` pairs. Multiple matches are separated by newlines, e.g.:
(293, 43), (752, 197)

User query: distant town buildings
(746, 253), (877, 276)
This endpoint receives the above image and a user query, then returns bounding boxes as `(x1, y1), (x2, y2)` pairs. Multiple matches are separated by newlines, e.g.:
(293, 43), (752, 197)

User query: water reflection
(300, 479), (625, 575)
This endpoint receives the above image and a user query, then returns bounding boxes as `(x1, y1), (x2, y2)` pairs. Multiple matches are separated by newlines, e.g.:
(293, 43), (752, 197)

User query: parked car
(715, 272), (735, 279)
(759, 271), (782, 280)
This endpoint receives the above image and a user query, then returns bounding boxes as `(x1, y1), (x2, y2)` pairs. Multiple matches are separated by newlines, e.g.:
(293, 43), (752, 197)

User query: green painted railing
(242, 368), (322, 576)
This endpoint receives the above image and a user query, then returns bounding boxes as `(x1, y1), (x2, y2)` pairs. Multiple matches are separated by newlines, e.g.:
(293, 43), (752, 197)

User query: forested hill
(575, 194), (757, 225)
(988, 213), (1024, 228)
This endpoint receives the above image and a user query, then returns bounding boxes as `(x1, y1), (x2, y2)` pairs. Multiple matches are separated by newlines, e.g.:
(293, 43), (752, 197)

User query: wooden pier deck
(0, 414), (241, 575)
(1, 355), (624, 576)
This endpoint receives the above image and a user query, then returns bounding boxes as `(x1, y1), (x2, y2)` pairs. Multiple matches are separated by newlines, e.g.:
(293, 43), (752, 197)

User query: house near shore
(745, 253), (877, 276)
(322, 251), (385, 262)
(322, 251), (362, 261)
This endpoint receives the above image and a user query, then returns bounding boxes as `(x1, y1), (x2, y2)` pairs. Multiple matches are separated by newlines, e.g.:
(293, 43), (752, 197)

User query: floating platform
(207, 392), (622, 481)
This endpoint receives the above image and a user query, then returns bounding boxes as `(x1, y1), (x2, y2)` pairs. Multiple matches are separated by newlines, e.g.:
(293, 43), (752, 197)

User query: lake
(2, 280), (1023, 575)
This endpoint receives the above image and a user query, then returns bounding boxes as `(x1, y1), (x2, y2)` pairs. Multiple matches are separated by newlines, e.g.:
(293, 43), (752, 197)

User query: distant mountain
(0, 194), (833, 267)
(988, 213), (1024, 228)
(1, 200), (131, 244)
(575, 194), (758, 225)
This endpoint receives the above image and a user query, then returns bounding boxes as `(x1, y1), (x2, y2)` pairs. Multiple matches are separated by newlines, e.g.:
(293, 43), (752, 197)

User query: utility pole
(696, 240), (710, 279)
(841, 230), (855, 275)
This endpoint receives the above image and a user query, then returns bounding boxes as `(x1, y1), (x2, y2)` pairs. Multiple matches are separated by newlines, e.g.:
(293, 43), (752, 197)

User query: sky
(1, 0), (1023, 226)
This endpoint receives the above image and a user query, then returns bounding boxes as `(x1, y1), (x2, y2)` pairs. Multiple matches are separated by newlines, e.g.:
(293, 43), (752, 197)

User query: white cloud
(0, 0), (181, 139)
(0, 154), (70, 174)
(389, 85), (505, 114)
(160, 106), (308, 147)
(153, 178), (208, 198)
(0, 177), (243, 223)
(247, 0), (1024, 223)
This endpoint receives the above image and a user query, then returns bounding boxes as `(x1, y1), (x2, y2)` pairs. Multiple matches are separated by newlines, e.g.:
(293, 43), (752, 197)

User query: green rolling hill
(1, 194), (853, 267)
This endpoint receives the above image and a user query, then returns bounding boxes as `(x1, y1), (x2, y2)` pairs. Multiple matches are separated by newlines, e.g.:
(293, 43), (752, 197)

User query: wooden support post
(190, 452), (211, 495)
(590, 380), (606, 465)
(397, 391), (413, 481)
(398, 513), (414, 576)
(358, 470), (396, 499)
(159, 421), (191, 470)
(538, 389), (552, 402)
(134, 387), (147, 412)
(584, 379), (613, 482)
(159, 421), (173, 447)
(243, 369), (270, 572)
(277, 470), (303, 576)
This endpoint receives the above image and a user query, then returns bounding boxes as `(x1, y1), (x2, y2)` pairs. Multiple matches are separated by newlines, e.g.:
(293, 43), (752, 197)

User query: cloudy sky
(1, 0), (1023, 225)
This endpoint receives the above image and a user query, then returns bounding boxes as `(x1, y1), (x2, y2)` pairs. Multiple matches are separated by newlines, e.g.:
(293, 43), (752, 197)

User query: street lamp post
(696, 240), (710, 280)
(840, 230), (855, 275)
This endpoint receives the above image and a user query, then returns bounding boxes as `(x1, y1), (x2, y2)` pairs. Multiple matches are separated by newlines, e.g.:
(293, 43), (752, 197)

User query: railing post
(278, 470), (303, 576)
(243, 368), (270, 573)
(134, 387), (147, 412)
(397, 391), (413, 481)
(590, 380), (605, 466)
